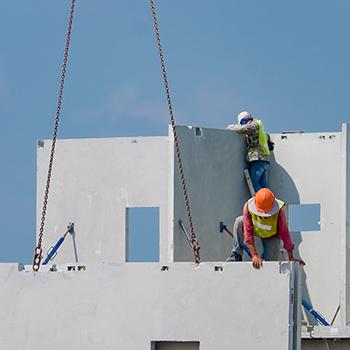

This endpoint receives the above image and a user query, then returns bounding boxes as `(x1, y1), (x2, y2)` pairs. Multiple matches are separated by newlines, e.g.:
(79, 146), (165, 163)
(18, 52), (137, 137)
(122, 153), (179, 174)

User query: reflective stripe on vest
(256, 119), (270, 156)
(248, 199), (285, 238)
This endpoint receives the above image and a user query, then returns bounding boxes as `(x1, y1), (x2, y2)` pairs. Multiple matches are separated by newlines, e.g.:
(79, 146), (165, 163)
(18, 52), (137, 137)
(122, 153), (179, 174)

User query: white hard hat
(237, 111), (253, 124)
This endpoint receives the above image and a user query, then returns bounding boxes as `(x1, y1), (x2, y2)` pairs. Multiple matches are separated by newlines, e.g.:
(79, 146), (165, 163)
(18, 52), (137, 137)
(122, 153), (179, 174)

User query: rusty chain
(149, 0), (201, 264)
(32, 0), (76, 272)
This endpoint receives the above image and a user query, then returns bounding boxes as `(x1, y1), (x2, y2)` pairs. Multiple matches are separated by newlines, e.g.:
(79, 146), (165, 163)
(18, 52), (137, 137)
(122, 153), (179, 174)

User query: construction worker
(226, 111), (271, 192)
(227, 188), (305, 269)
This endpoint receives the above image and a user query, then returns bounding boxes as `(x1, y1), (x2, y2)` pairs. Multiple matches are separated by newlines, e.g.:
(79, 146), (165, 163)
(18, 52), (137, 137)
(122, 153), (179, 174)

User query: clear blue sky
(0, 1), (349, 263)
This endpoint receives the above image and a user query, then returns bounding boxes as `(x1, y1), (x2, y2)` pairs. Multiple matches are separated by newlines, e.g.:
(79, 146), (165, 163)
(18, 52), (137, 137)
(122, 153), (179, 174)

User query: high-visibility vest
(248, 199), (285, 238)
(256, 120), (270, 156)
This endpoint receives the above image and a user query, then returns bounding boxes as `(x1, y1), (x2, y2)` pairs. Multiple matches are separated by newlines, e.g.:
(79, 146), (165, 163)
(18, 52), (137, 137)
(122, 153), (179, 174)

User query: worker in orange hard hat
(226, 111), (274, 192)
(227, 188), (305, 269)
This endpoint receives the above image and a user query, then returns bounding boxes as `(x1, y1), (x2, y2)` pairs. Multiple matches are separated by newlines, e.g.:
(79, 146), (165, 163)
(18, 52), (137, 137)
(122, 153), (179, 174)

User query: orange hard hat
(255, 188), (275, 213)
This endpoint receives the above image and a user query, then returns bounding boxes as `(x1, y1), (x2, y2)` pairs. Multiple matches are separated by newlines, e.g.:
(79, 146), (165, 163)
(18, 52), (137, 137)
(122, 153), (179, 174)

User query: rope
(32, 0), (76, 272)
(149, 0), (201, 264)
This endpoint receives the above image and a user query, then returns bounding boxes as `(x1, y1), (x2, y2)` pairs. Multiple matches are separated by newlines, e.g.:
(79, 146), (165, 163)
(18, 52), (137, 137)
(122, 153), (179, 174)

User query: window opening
(151, 341), (200, 350)
(126, 207), (160, 262)
(288, 204), (321, 232)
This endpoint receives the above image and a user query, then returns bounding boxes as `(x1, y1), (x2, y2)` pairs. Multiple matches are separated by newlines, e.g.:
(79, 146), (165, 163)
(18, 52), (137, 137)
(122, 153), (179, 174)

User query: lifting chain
(32, 0), (76, 272)
(149, 0), (201, 264)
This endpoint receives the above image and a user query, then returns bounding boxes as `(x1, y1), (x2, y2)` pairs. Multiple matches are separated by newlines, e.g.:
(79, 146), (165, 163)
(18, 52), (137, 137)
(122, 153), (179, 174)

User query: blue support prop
(302, 299), (330, 326)
(42, 237), (65, 265)
(42, 222), (75, 265)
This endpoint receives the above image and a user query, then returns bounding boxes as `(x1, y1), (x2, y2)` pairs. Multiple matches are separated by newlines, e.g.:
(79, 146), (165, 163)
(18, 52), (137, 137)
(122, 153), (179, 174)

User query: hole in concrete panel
(151, 341), (200, 350)
(214, 266), (223, 272)
(288, 204), (321, 232)
(195, 127), (202, 136)
(161, 266), (169, 271)
(126, 207), (160, 262)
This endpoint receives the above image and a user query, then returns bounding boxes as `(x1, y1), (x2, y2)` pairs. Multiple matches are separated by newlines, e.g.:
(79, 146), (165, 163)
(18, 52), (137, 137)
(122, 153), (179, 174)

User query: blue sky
(0, 1), (349, 263)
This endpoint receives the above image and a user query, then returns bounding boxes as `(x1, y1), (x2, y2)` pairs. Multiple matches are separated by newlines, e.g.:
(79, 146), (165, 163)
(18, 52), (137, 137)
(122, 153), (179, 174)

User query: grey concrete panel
(171, 126), (250, 261)
(36, 137), (169, 264)
(0, 262), (299, 350)
(269, 131), (342, 325)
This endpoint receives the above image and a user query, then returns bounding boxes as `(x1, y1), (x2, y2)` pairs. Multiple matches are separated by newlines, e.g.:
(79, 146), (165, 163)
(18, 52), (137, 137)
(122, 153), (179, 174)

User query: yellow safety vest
(256, 120), (270, 156)
(248, 200), (285, 238)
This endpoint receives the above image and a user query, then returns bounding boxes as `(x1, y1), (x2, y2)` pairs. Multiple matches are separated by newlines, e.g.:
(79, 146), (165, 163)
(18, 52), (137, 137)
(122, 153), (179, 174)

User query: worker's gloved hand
(290, 257), (306, 266)
(252, 255), (263, 269)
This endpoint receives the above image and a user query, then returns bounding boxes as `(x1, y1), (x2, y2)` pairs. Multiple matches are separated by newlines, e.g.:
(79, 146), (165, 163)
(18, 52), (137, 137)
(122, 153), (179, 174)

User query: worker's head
(249, 188), (279, 218)
(237, 111), (253, 125)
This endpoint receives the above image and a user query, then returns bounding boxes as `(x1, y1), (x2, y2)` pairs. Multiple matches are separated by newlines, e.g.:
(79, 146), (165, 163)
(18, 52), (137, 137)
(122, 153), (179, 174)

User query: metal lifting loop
(32, 0), (76, 272)
(149, 0), (201, 264)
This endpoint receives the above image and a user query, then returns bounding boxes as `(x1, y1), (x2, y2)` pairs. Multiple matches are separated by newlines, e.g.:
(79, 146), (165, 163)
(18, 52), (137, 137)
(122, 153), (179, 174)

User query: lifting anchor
(42, 223), (75, 265)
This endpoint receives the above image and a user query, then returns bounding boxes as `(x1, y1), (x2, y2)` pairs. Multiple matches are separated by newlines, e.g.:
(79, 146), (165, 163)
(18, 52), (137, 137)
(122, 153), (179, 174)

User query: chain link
(32, 0), (76, 272)
(149, 0), (201, 264)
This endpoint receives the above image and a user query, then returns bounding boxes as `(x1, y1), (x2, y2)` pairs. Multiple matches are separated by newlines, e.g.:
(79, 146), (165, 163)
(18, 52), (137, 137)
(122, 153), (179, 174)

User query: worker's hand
(225, 124), (237, 131)
(290, 257), (306, 266)
(252, 255), (263, 269)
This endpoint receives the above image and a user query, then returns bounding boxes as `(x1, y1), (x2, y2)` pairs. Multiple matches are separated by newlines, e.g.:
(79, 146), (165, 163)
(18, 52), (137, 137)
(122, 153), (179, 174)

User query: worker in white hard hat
(226, 111), (273, 192)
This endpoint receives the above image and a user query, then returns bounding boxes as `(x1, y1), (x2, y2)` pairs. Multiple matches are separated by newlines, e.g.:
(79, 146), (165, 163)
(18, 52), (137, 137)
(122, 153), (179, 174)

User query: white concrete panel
(36, 137), (169, 264)
(269, 131), (342, 325)
(0, 262), (299, 350)
(171, 126), (250, 261)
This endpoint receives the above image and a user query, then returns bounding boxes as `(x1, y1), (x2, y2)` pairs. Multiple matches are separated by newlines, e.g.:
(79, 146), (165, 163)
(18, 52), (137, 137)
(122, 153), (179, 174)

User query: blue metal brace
(42, 223), (75, 265)
(302, 299), (330, 326)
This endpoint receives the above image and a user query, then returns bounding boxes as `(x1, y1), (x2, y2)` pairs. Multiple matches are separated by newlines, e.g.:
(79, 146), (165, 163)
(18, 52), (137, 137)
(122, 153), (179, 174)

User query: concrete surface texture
(36, 136), (170, 264)
(0, 262), (299, 350)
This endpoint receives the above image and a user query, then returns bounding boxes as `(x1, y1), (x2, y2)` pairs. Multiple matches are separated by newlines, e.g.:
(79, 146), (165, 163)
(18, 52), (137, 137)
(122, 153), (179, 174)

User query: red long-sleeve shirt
(243, 203), (294, 251)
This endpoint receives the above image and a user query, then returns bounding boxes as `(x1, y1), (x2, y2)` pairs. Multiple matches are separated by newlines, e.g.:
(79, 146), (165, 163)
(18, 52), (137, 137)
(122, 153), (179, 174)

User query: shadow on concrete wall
(269, 152), (317, 326)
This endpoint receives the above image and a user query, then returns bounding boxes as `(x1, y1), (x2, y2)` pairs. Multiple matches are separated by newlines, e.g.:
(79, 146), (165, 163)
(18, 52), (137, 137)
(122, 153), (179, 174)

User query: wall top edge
(0, 261), (293, 274)
(37, 135), (169, 144)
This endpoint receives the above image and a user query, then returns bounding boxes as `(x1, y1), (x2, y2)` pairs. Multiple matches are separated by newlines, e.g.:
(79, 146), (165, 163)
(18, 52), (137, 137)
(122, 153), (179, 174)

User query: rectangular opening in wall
(126, 207), (159, 262)
(151, 341), (200, 350)
(288, 204), (321, 232)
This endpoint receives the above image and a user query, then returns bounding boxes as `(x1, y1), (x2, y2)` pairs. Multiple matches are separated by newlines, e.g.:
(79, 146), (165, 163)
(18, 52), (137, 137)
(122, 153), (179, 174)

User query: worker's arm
(225, 122), (257, 134)
(278, 208), (305, 266)
(243, 204), (263, 269)
(248, 243), (263, 269)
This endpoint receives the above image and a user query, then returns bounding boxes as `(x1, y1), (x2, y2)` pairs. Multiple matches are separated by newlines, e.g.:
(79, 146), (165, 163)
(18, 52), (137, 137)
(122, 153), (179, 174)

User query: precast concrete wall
(268, 129), (343, 325)
(171, 124), (350, 328)
(36, 137), (169, 264)
(171, 126), (250, 261)
(0, 262), (300, 350)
